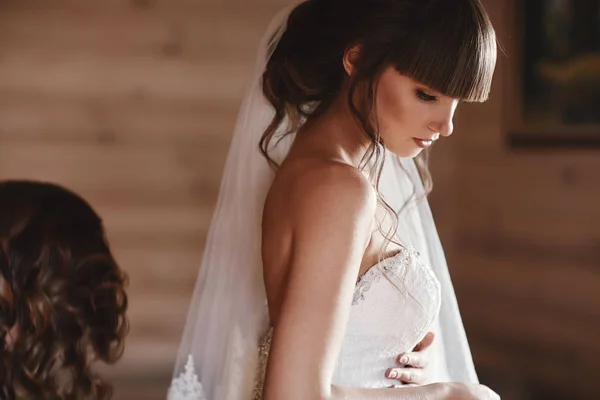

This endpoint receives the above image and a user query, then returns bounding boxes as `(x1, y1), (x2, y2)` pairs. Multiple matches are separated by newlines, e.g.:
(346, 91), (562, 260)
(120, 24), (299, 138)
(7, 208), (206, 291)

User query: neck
(305, 88), (374, 169)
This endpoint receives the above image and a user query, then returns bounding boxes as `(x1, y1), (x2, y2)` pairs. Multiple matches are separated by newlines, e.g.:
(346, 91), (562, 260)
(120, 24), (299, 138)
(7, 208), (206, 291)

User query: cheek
(376, 84), (423, 144)
(376, 81), (406, 130)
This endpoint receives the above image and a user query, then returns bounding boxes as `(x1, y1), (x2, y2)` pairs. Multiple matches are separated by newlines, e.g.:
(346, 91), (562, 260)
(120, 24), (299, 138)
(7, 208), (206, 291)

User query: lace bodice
(168, 246), (441, 399)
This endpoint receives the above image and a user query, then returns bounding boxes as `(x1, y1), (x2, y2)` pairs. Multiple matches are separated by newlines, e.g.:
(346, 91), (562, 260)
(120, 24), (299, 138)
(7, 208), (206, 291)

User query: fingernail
(399, 355), (409, 364)
(387, 369), (398, 379)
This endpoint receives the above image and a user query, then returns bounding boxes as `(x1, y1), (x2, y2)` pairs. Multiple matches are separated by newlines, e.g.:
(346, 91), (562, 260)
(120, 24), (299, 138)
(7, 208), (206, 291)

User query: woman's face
(375, 67), (460, 157)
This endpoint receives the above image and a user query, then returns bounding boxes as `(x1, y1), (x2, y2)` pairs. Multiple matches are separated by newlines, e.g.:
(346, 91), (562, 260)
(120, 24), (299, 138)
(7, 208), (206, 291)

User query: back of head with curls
(0, 181), (128, 400)
(260, 0), (497, 244)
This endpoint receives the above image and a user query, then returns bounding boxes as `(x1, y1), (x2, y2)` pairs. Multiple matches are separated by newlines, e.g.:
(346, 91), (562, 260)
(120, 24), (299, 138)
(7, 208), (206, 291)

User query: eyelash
(416, 90), (438, 102)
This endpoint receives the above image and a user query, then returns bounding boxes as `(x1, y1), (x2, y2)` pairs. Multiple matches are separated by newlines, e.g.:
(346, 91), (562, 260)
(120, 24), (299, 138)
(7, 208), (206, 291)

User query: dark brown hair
(0, 181), (128, 400)
(260, 0), (497, 244)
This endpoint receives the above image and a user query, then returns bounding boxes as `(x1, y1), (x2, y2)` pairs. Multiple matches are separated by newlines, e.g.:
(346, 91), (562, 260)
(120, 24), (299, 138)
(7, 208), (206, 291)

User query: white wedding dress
(168, 4), (482, 398)
(169, 245), (443, 399)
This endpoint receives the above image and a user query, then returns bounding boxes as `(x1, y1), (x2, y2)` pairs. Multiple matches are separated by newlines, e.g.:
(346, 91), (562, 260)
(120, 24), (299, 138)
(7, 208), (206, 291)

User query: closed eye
(416, 89), (438, 102)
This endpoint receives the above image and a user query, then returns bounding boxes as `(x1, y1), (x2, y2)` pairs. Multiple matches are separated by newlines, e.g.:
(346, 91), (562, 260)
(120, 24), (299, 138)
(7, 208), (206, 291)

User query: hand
(385, 332), (435, 386)
(440, 382), (501, 400)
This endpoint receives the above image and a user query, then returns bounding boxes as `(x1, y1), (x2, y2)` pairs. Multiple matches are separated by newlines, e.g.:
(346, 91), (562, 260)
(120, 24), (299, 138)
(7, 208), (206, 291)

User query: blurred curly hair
(0, 180), (129, 400)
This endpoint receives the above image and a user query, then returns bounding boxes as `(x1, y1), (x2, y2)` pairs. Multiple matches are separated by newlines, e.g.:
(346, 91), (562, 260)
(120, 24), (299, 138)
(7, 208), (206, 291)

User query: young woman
(170, 1), (499, 399)
(0, 180), (128, 399)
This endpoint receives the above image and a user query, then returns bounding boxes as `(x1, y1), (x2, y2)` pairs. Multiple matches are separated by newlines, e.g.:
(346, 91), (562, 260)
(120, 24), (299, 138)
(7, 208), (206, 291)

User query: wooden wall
(430, 1), (600, 398)
(0, 1), (288, 398)
(1, 1), (599, 399)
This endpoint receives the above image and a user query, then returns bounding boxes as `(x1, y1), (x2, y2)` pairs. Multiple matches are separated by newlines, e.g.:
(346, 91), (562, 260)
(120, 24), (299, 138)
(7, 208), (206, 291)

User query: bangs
(393, 0), (497, 102)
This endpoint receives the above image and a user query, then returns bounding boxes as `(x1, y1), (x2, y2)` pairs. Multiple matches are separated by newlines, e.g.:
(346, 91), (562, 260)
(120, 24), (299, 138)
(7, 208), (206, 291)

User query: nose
(428, 119), (454, 137)
(436, 119), (454, 137)
(428, 103), (457, 137)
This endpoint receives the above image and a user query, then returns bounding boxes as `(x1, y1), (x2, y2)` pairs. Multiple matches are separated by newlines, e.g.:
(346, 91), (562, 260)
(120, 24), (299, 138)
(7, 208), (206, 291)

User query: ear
(343, 45), (362, 76)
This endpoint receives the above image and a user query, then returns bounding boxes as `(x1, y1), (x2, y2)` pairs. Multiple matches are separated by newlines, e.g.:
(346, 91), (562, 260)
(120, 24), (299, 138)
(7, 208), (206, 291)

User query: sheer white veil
(168, 3), (478, 399)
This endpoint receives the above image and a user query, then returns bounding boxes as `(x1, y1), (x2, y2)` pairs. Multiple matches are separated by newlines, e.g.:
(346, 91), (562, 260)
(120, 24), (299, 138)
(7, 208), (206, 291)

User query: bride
(168, 0), (499, 399)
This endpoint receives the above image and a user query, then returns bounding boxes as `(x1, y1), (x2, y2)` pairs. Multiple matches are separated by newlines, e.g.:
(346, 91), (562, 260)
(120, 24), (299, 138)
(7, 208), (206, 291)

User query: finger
(412, 332), (435, 351)
(397, 352), (428, 369)
(386, 367), (425, 385)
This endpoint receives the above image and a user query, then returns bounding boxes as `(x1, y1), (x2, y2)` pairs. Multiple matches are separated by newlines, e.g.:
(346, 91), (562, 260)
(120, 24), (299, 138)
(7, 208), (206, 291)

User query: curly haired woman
(0, 180), (129, 400)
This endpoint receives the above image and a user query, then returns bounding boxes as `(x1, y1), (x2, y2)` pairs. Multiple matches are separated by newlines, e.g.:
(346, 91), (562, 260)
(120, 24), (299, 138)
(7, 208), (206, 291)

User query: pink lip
(413, 137), (436, 148)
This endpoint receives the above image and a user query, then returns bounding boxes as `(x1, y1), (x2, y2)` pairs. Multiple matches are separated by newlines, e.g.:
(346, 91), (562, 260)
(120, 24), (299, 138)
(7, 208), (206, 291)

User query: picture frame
(506, 0), (600, 148)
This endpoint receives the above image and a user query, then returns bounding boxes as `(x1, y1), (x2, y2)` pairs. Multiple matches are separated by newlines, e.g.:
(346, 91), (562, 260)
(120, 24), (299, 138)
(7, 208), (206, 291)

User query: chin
(387, 145), (424, 159)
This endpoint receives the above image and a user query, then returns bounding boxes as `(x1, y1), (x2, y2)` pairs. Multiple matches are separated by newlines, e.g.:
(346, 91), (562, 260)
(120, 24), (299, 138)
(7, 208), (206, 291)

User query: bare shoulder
(288, 160), (377, 228)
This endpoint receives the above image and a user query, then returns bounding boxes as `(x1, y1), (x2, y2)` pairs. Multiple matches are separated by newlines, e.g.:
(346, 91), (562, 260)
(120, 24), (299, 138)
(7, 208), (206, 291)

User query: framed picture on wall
(506, 0), (600, 148)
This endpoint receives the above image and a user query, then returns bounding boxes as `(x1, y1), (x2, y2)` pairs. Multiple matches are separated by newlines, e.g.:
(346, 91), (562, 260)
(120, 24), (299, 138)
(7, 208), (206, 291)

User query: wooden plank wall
(0, 1), (288, 398)
(433, 1), (600, 398)
(2, 0), (599, 399)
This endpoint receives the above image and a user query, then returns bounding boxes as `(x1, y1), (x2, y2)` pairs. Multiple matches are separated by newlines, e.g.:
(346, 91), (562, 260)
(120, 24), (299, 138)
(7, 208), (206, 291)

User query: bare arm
(331, 384), (444, 400)
(263, 163), (375, 399)
(331, 382), (501, 400)
(262, 163), (498, 400)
